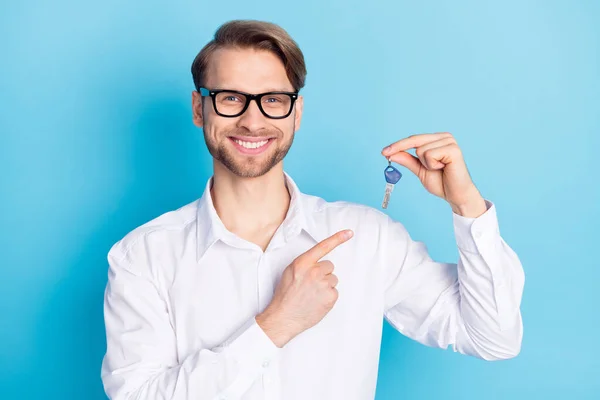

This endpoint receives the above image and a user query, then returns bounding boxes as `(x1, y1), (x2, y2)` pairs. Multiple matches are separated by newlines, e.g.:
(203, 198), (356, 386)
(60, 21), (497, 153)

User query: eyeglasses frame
(197, 87), (299, 119)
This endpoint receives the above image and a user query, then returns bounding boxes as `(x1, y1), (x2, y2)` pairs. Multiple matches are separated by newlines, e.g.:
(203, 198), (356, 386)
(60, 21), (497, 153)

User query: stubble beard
(204, 125), (295, 178)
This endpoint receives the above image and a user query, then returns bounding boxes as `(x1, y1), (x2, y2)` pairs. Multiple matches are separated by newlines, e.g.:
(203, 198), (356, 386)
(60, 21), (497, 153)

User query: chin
(227, 159), (280, 178)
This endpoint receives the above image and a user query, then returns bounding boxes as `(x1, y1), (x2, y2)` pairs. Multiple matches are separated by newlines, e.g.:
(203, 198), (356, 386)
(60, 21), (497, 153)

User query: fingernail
(382, 146), (391, 154)
(345, 230), (354, 239)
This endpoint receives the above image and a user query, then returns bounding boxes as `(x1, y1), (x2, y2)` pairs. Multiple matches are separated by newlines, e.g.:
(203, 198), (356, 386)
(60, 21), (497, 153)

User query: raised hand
(382, 132), (487, 217)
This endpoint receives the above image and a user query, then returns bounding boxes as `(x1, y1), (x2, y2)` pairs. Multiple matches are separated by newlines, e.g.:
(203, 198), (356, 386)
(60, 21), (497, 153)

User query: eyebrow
(261, 87), (296, 92)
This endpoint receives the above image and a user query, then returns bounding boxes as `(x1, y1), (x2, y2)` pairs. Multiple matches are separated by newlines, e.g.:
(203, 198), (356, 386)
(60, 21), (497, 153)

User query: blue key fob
(384, 164), (402, 184)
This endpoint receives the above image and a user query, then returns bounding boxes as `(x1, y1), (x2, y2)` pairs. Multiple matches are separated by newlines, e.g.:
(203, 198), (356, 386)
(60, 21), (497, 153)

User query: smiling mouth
(228, 136), (275, 150)
(231, 138), (270, 149)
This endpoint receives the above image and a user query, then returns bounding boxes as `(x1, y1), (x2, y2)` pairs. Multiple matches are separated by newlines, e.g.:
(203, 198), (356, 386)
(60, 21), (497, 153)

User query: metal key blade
(382, 183), (395, 209)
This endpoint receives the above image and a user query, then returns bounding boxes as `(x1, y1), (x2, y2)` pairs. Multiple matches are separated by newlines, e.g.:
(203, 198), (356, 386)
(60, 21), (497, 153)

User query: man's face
(192, 47), (304, 178)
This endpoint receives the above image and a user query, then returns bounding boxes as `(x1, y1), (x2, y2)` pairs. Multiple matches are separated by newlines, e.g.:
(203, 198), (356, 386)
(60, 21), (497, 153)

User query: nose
(236, 98), (268, 132)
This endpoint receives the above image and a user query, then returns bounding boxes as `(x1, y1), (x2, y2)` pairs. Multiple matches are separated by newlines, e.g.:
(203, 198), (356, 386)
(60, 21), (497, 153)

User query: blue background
(2, 0), (599, 399)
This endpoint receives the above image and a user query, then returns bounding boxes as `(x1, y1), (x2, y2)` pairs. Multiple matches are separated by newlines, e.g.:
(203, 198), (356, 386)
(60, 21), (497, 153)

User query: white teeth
(233, 139), (269, 149)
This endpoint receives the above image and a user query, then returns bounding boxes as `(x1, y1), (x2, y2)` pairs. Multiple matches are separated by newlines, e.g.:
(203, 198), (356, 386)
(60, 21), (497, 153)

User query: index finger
(382, 132), (453, 155)
(297, 229), (354, 264)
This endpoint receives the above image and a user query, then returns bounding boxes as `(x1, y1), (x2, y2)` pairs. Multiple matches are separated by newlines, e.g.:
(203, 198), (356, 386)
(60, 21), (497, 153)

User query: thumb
(388, 151), (422, 176)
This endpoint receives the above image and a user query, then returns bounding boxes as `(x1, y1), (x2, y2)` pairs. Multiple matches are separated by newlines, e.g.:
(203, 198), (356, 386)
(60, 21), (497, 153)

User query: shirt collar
(196, 171), (322, 262)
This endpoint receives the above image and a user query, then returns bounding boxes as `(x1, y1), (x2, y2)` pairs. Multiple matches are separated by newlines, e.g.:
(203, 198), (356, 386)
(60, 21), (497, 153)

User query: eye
(223, 95), (242, 102)
(264, 96), (283, 103)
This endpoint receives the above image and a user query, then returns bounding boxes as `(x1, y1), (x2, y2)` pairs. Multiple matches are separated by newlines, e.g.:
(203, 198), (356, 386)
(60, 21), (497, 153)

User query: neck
(210, 161), (290, 246)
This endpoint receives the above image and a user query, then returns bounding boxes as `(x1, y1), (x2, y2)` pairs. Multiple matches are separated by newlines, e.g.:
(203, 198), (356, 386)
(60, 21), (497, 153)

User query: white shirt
(101, 171), (525, 400)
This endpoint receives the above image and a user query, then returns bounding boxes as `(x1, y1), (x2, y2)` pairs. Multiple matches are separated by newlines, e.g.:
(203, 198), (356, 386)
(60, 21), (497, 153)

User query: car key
(382, 159), (402, 209)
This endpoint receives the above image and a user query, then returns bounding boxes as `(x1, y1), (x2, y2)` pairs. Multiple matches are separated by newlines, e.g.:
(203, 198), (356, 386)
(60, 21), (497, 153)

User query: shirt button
(262, 359), (270, 368)
(473, 230), (483, 239)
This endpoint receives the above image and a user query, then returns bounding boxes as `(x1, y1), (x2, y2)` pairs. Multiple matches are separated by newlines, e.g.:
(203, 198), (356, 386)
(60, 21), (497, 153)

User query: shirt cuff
(223, 317), (280, 373)
(452, 199), (499, 254)
(212, 317), (281, 398)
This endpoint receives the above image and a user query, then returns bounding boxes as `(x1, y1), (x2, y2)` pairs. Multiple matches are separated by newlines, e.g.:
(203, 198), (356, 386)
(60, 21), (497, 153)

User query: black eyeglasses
(198, 87), (298, 119)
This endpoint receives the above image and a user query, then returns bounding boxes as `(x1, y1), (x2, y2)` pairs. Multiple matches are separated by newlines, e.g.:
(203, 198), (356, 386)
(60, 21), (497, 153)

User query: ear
(192, 90), (204, 128)
(293, 95), (304, 132)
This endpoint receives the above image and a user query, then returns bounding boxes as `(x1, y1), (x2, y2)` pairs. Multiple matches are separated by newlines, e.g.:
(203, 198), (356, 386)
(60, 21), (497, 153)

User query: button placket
(257, 252), (277, 314)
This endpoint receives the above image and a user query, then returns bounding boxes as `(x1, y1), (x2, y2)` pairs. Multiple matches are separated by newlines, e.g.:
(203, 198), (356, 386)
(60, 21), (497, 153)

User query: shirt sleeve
(382, 199), (525, 361)
(101, 249), (280, 400)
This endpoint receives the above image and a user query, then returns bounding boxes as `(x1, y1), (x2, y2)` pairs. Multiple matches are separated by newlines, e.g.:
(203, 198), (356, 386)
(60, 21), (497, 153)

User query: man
(101, 19), (524, 400)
